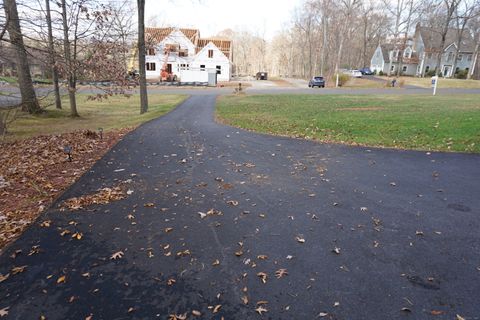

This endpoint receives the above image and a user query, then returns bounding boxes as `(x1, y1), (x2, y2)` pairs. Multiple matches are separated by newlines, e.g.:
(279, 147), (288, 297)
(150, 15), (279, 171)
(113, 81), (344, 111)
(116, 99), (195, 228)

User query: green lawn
(216, 94), (480, 153)
(5, 94), (187, 141)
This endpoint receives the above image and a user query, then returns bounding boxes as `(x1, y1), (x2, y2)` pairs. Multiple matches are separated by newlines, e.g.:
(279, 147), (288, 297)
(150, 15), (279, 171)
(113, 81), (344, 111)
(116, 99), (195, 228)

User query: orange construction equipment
(160, 46), (177, 82)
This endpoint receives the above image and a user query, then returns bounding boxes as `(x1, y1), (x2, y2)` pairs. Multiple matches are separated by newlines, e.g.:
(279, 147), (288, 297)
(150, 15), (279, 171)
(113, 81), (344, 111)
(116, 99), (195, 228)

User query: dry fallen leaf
(430, 310), (444, 315)
(295, 236), (305, 243)
(332, 247), (341, 255)
(0, 273), (10, 283)
(110, 251), (124, 260)
(241, 295), (249, 305)
(255, 305), (268, 315)
(191, 310), (202, 317)
(212, 259), (220, 266)
(85, 314), (93, 320)
(257, 255), (268, 260)
(144, 202), (155, 207)
(167, 278), (176, 286)
(164, 227), (173, 233)
(212, 305), (221, 313)
(11, 265), (27, 275)
(456, 315), (466, 320)
(40, 220), (51, 227)
(57, 275), (66, 284)
(318, 312), (328, 317)
(257, 272), (268, 284)
(226, 200), (239, 206)
(72, 232), (83, 240)
(0, 307), (9, 317)
(275, 269), (288, 279)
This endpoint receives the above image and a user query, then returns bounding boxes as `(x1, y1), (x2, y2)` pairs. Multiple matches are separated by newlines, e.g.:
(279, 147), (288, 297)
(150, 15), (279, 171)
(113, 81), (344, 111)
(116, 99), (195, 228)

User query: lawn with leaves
(216, 94), (480, 153)
(5, 94), (187, 141)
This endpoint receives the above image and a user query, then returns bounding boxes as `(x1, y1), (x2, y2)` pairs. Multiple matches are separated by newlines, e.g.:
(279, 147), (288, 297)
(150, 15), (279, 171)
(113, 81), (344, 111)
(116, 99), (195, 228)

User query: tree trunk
(468, 40), (479, 79)
(60, 0), (78, 117)
(3, 0), (41, 114)
(137, 0), (148, 114)
(45, 0), (61, 109)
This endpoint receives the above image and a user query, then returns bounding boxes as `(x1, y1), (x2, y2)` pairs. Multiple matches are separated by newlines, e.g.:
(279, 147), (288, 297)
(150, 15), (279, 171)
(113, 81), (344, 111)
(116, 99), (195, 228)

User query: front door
(442, 65), (451, 77)
(167, 64), (172, 74)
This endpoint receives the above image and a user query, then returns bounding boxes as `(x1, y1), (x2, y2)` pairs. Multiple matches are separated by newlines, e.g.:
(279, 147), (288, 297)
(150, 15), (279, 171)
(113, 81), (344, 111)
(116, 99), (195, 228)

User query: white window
(147, 48), (155, 56)
(200, 64), (205, 71)
(467, 54), (473, 61)
(216, 65), (221, 75)
(402, 66), (407, 72)
(457, 54), (463, 61)
(447, 52), (453, 62)
(146, 62), (156, 71)
(391, 65), (395, 71)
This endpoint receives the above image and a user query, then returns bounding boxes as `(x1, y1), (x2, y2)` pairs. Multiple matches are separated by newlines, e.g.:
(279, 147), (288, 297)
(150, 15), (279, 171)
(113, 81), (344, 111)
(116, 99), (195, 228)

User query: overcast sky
(145, 0), (301, 39)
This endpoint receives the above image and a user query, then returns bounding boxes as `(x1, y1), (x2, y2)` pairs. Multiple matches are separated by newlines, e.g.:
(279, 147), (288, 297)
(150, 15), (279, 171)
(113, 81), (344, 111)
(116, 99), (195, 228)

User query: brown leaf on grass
(226, 200), (239, 206)
(257, 255), (268, 260)
(0, 129), (130, 251)
(85, 314), (93, 320)
(110, 251), (124, 260)
(168, 313), (187, 320)
(72, 232), (83, 240)
(212, 259), (220, 266)
(144, 202), (155, 207)
(11, 265), (27, 275)
(241, 295), (249, 305)
(275, 269), (288, 279)
(167, 278), (176, 286)
(212, 305), (222, 313)
(164, 227), (173, 233)
(257, 272), (268, 284)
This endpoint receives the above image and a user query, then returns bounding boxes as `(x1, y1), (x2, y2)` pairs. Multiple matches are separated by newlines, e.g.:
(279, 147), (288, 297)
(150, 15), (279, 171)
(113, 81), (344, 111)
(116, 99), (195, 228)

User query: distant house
(141, 27), (233, 82)
(371, 24), (477, 78)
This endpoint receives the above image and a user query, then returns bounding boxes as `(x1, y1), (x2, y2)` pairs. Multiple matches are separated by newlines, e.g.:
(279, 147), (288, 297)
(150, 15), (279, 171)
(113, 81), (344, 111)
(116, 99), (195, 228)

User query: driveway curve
(1, 95), (480, 319)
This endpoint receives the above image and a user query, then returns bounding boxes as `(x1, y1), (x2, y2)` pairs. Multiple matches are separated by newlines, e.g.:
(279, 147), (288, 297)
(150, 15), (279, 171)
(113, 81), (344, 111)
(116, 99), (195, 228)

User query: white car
(350, 70), (363, 78)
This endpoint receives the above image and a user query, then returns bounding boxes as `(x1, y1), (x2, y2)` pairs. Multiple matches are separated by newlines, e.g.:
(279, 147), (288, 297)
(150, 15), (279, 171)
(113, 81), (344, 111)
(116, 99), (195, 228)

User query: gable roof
(417, 26), (474, 52)
(145, 27), (200, 45)
(380, 44), (394, 63)
(196, 38), (232, 60)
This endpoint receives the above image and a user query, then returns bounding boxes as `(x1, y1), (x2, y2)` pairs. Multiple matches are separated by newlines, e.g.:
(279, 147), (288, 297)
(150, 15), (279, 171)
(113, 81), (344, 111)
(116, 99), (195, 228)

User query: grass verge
(5, 94), (187, 141)
(377, 76), (480, 89)
(216, 94), (480, 153)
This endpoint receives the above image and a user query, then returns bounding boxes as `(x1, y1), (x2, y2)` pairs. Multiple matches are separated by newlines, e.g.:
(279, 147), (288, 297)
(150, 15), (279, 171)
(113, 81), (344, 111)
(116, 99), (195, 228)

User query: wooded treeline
(226, 0), (480, 80)
(0, 0), (149, 117)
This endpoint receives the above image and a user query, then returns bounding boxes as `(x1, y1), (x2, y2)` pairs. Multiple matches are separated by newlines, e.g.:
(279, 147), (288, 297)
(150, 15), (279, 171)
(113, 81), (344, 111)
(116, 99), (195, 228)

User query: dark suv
(308, 76), (325, 88)
(359, 67), (374, 75)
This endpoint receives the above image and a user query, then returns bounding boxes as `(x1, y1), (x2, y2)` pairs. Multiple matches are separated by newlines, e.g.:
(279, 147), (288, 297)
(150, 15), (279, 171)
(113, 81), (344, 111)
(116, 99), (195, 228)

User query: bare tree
(450, 0), (480, 77)
(3, 0), (41, 114)
(434, 0), (461, 75)
(137, 0), (148, 114)
(44, 0), (61, 109)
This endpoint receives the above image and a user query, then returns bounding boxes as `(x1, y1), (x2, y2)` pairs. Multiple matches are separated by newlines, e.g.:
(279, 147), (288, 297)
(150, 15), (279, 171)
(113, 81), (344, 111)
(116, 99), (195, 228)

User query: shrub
(426, 70), (436, 77)
(379, 70), (384, 76)
(455, 69), (468, 79)
(332, 73), (351, 86)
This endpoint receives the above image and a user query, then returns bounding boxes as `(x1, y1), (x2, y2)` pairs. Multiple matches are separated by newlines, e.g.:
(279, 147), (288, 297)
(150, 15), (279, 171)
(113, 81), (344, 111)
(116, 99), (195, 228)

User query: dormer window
(403, 47), (412, 59)
(147, 48), (156, 55)
(208, 49), (214, 58)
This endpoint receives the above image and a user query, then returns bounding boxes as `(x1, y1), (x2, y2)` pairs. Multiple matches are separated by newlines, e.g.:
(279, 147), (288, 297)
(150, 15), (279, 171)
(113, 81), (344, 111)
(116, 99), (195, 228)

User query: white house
(143, 27), (232, 82)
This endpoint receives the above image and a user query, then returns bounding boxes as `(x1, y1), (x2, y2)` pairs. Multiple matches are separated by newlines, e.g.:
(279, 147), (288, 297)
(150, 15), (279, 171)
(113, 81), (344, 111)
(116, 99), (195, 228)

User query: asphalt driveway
(1, 95), (479, 319)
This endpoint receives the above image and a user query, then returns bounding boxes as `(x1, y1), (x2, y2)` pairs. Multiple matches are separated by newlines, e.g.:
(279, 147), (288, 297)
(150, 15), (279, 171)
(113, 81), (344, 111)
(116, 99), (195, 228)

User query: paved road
(1, 95), (480, 319)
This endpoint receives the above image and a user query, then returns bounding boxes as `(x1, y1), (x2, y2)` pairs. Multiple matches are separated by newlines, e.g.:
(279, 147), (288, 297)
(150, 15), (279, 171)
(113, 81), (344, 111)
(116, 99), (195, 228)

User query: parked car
(308, 76), (325, 88)
(256, 72), (268, 80)
(359, 67), (374, 75)
(350, 70), (363, 78)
